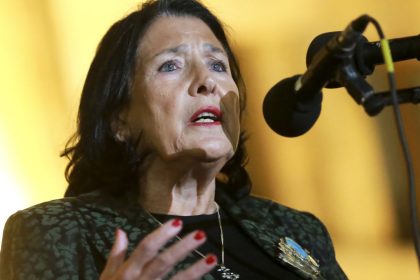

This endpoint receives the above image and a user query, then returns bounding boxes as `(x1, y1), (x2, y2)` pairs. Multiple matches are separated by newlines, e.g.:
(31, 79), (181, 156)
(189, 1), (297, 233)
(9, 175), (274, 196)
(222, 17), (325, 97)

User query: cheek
(141, 94), (185, 149)
(128, 73), (185, 155)
(125, 92), (162, 143)
(221, 91), (240, 151)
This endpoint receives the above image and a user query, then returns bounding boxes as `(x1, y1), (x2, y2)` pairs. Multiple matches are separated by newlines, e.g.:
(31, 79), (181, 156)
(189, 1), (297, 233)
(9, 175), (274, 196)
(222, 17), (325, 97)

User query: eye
(210, 60), (227, 72)
(158, 60), (179, 72)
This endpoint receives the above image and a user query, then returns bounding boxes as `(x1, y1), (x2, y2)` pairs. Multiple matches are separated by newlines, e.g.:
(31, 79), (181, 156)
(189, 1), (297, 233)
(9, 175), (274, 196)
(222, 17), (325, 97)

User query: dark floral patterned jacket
(0, 186), (347, 280)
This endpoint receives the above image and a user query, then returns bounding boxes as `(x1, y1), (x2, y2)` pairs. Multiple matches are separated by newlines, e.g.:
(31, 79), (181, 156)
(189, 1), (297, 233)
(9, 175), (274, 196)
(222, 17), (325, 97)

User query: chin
(165, 136), (235, 163)
(195, 143), (234, 163)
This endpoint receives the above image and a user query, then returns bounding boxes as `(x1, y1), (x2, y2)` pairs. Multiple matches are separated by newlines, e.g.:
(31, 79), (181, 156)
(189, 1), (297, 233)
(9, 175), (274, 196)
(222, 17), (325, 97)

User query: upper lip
(190, 106), (222, 122)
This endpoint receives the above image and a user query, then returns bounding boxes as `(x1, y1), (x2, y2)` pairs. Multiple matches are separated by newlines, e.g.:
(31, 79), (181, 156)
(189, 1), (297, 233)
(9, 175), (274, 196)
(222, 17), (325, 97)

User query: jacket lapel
(217, 189), (322, 280)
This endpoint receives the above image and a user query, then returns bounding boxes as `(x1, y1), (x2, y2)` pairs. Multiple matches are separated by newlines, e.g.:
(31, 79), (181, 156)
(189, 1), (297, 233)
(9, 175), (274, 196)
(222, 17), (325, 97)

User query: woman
(0, 0), (347, 279)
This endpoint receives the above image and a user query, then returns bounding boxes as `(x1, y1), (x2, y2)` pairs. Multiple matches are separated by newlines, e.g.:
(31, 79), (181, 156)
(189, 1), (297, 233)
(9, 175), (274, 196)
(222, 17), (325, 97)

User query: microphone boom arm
(370, 86), (420, 115)
(335, 62), (386, 116)
(335, 62), (420, 116)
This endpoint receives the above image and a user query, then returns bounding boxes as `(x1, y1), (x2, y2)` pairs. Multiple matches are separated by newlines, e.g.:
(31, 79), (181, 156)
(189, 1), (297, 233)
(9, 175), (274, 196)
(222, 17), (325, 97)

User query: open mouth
(190, 107), (222, 125)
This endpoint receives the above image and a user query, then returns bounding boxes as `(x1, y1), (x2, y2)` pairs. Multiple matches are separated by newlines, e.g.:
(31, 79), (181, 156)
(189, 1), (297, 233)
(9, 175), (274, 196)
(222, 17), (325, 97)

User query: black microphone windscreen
(306, 32), (345, 89)
(306, 32), (340, 67)
(263, 75), (322, 137)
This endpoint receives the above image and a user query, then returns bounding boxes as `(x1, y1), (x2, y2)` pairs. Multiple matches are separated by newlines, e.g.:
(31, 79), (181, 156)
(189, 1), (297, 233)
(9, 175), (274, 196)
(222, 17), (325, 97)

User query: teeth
(193, 111), (219, 122)
(195, 118), (215, 123)
(197, 112), (217, 118)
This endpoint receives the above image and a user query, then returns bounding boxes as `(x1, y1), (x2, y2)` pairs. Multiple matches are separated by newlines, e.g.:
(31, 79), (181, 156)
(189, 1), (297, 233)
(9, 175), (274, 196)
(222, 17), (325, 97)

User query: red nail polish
(194, 230), (206, 241)
(205, 254), (217, 265)
(171, 218), (182, 227)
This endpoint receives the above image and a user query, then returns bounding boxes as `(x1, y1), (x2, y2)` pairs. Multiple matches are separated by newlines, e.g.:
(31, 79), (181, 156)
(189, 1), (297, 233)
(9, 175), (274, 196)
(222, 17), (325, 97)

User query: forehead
(137, 16), (225, 59)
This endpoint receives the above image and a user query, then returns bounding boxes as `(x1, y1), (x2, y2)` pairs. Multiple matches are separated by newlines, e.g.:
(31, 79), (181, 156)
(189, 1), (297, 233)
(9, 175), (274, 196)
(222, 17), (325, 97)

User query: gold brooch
(277, 237), (321, 279)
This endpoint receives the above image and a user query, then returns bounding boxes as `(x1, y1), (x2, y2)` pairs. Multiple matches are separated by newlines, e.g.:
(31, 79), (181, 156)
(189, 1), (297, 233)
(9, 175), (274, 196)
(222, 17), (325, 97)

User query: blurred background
(1, 0), (419, 279)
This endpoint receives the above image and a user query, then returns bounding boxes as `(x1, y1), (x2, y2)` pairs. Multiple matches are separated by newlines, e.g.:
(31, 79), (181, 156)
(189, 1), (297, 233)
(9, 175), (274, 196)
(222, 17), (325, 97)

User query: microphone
(263, 15), (370, 137)
(307, 32), (420, 86)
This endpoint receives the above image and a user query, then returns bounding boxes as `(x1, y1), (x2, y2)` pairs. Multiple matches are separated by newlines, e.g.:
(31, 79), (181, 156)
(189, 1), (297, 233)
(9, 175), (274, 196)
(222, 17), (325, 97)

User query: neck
(138, 156), (222, 215)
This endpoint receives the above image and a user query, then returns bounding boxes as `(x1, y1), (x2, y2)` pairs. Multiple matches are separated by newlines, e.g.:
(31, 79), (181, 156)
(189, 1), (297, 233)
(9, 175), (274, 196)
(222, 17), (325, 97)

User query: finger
(119, 218), (183, 276)
(141, 230), (207, 278)
(171, 254), (218, 280)
(100, 228), (128, 279)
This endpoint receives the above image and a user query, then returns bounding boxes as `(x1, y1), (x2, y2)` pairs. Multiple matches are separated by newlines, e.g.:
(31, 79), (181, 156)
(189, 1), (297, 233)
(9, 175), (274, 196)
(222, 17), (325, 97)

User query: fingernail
(171, 218), (182, 227)
(194, 230), (206, 241)
(205, 254), (217, 265)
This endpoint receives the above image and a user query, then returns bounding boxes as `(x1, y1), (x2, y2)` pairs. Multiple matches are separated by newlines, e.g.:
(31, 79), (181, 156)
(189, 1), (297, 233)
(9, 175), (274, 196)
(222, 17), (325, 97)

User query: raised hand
(100, 219), (217, 280)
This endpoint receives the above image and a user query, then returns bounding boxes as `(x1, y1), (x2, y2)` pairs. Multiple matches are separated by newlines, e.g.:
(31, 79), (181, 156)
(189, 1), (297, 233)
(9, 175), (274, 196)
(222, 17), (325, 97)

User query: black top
(154, 207), (303, 280)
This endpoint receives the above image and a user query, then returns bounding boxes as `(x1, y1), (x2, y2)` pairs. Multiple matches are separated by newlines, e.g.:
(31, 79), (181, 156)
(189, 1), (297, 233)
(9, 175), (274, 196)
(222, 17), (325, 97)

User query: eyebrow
(153, 43), (226, 58)
(153, 44), (187, 58)
(203, 43), (225, 55)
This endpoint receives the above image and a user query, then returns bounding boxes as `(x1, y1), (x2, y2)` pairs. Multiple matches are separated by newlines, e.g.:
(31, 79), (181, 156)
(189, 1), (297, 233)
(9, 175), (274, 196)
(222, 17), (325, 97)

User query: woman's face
(122, 16), (240, 164)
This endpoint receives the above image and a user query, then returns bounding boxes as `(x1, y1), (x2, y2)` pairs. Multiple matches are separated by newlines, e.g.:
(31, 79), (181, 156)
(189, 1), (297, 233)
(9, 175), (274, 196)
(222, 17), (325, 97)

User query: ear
(111, 111), (130, 143)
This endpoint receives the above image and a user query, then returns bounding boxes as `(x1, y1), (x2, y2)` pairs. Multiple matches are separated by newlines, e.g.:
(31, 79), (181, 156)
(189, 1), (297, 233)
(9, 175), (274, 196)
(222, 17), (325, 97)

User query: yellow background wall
(1, 1), (419, 279)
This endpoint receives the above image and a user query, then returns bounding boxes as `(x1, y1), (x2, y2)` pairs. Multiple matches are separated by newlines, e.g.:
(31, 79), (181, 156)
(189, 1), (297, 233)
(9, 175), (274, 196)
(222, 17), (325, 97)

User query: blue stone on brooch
(277, 237), (321, 279)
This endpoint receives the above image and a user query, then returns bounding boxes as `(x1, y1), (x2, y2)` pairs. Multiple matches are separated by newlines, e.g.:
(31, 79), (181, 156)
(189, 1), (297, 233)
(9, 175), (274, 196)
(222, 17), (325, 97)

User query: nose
(189, 67), (216, 96)
(197, 78), (216, 94)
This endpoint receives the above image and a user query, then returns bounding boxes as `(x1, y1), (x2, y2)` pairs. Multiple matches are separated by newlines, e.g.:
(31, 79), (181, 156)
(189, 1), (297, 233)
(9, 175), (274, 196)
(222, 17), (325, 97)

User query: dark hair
(62, 0), (250, 199)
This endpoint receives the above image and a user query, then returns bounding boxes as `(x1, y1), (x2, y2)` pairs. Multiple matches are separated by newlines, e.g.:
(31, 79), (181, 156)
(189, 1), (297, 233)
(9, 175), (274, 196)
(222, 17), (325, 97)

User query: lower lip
(190, 121), (222, 126)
